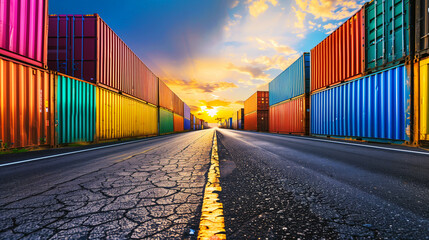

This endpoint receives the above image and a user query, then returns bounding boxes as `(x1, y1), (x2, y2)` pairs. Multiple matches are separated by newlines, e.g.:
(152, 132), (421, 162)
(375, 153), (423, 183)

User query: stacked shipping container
(269, 53), (310, 135)
(244, 91), (269, 131)
(184, 104), (191, 130)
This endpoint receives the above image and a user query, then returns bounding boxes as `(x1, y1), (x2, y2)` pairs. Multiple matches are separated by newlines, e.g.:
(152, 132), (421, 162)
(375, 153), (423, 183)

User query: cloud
(227, 63), (269, 79)
(231, 0), (240, 8)
(248, 0), (278, 17)
(295, 0), (363, 21)
(235, 100), (244, 105)
(254, 38), (297, 55)
(162, 78), (238, 93)
(190, 105), (200, 113)
(200, 100), (232, 107)
(242, 54), (299, 71)
(323, 22), (341, 33)
(293, 7), (306, 29)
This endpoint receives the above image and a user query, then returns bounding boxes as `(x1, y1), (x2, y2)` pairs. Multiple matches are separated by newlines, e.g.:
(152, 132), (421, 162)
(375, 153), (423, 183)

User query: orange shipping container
(174, 113), (184, 132)
(0, 58), (54, 149)
(244, 91), (269, 115)
(310, 8), (364, 92)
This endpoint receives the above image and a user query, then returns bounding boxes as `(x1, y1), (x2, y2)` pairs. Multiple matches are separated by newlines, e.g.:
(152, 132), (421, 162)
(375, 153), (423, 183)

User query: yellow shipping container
(96, 87), (158, 141)
(418, 57), (429, 141)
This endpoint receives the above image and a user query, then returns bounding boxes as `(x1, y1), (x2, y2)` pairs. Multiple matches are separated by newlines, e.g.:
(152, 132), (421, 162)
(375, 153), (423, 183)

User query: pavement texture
(216, 129), (429, 239)
(0, 130), (214, 239)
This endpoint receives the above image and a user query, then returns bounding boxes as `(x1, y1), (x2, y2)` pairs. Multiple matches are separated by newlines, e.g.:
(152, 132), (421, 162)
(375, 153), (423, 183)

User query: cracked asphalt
(0, 130), (214, 239)
(216, 129), (429, 239)
(2, 128), (429, 239)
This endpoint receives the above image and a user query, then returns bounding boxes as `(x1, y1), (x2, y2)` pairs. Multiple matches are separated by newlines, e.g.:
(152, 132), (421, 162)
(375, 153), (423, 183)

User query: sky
(50, 0), (367, 123)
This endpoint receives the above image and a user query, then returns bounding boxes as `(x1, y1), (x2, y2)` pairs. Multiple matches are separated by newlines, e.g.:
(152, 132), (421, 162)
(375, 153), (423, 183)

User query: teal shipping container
(311, 65), (411, 142)
(269, 53), (310, 106)
(159, 108), (174, 135)
(56, 74), (96, 144)
(365, 0), (410, 72)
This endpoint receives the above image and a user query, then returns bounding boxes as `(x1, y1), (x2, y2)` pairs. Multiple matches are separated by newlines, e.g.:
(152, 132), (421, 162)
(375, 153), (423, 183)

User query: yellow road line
(198, 132), (226, 240)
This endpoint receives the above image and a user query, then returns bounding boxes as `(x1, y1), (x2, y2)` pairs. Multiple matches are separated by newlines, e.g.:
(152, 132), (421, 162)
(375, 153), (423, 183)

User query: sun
(200, 106), (218, 117)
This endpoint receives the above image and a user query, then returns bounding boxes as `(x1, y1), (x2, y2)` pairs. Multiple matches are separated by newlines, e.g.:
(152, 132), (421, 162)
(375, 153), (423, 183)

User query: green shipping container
(56, 74), (96, 144)
(159, 108), (174, 135)
(365, 0), (410, 72)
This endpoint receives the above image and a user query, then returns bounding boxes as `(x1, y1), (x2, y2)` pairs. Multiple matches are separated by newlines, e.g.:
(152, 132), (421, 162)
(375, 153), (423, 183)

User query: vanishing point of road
(0, 129), (428, 239)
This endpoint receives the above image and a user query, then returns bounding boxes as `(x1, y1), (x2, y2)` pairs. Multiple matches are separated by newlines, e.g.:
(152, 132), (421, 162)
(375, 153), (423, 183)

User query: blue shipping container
(269, 53), (310, 106)
(238, 120), (242, 130)
(229, 118), (233, 129)
(184, 118), (191, 131)
(310, 65), (410, 142)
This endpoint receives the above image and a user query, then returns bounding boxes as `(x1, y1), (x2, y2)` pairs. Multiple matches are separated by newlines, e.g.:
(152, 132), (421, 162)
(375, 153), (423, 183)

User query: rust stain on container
(0, 58), (54, 149)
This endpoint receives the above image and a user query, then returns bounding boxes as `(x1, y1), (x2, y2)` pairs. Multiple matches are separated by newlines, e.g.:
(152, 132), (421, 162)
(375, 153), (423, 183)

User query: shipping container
(0, 0), (48, 68)
(270, 53), (310, 104)
(311, 9), (364, 92)
(416, 56), (429, 141)
(232, 111), (238, 129)
(0, 58), (54, 150)
(310, 65), (411, 142)
(159, 108), (174, 135)
(244, 111), (269, 132)
(415, 0), (429, 57)
(174, 113), (184, 132)
(244, 91), (269, 115)
(184, 103), (191, 120)
(269, 96), (308, 135)
(173, 94), (184, 116)
(96, 87), (157, 141)
(228, 118), (233, 129)
(365, 0), (410, 72)
(159, 79), (174, 111)
(56, 73), (96, 144)
(238, 108), (244, 130)
(184, 118), (191, 131)
(48, 14), (159, 105)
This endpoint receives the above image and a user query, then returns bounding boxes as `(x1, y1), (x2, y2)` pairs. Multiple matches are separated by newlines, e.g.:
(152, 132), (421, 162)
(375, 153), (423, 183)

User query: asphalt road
(216, 129), (429, 239)
(0, 130), (214, 239)
(1, 128), (429, 239)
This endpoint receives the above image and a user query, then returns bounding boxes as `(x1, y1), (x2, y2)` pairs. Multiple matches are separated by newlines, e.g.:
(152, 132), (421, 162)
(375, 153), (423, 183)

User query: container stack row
(0, 0), (205, 151)
(244, 91), (269, 132)
(238, 0), (428, 145)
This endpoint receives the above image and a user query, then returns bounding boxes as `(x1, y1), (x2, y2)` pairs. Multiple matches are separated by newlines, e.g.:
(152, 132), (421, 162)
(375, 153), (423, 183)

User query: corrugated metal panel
(56, 74), (96, 144)
(270, 53), (310, 105)
(184, 118), (191, 131)
(48, 15), (159, 105)
(0, 58), (54, 149)
(244, 112), (257, 131)
(365, 0), (410, 72)
(415, 0), (429, 57)
(310, 65), (410, 141)
(159, 108), (174, 134)
(184, 103), (191, 120)
(173, 94), (184, 116)
(174, 113), (184, 132)
(96, 87), (157, 141)
(269, 96), (307, 135)
(0, 0), (48, 68)
(244, 91), (269, 115)
(419, 57), (429, 140)
(159, 80), (174, 111)
(311, 9), (364, 91)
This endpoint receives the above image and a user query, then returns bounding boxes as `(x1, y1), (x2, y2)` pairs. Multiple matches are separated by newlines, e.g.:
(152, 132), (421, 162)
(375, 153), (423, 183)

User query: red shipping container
(0, 0), (48, 68)
(269, 96), (308, 135)
(48, 14), (158, 105)
(244, 111), (268, 132)
(310, 8), (364, 92)
(174, 113), (184, 132)
(0, 58), (54, 149)
(159, 79), (174, 111)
